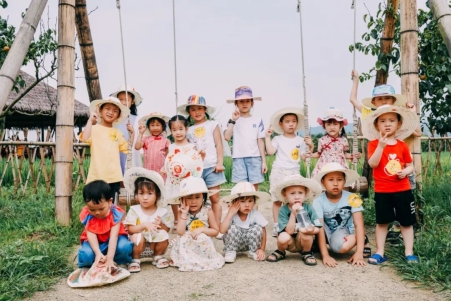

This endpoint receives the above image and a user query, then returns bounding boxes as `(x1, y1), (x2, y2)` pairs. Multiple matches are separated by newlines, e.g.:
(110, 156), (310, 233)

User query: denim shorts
(232, 156), (264, 184)
(202, 166), (226, 188)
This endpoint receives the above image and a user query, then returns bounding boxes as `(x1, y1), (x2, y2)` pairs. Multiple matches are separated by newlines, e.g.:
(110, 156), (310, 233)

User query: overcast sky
(5, 0), (428, 134)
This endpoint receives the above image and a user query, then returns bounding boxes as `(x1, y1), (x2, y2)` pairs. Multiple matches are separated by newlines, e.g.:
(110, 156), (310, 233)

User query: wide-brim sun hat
(220, 182), (271, 206)
(362, 84), (407, 109)
(110, 84), (143, 107)
(176, 176), (219, 200)
(177, 95), (215, 115)
(124, 167), (166, 206)
(270, 107), (305, 134)
(317, 107), (348, 126)
(274, 174), (322, 204)
(362, 105), (418, 141)
(67, 266), (130, 288)
(138, 112), (170, 136)
(226, 86), (262, 103)
(90, 96), (130, 125)
(312, 162), (360, 189)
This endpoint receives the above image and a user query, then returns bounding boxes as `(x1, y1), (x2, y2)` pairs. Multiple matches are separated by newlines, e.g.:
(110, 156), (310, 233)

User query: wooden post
(0, 0), (48, 112)
(55, 0), (76, 226)
(400, 0), (422, 189)
(75, 0), (102, 101)
(429, 0), (451, 58)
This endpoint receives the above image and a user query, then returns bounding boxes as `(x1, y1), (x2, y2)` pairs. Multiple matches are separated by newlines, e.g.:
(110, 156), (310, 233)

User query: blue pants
(78, 235), (133, 268)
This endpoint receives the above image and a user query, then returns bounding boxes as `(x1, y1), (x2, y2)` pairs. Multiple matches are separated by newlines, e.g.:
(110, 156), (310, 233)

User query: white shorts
(269, 168), (299, 202)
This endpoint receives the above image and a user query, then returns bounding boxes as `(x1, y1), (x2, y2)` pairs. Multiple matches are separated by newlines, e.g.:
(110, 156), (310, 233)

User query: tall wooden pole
(75, 0), (102, 101)
(400, 0), (422, 189)
(429, 0), (451, 58)
(0, 0), (48, 112)
(55, 0), (76, 225)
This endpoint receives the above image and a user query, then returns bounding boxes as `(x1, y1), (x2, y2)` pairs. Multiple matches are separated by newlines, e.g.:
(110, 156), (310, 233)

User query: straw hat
(90, 97), (130, 125)
(317, 107), (348, 126)
(176, 176), (219, 200)
(123, 167), (166, 204)
(312, 162), (360, 189)
(361, 84), (407, 109)
(67, 266), (130, 288)
(226, 86), (262, 103)
(138, 112), (170, 136)
(270, 107), (305, 134)
(362, 105), (418, 141)
(273, 174), (322, 204)
(177, 95), (215, 115)
(220, 182), (271, 206)
(110, 84), (143, 107)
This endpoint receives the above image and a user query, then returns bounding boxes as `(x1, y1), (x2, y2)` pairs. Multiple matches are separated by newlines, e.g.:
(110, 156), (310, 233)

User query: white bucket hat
(138, 112), (170, 136)
(220, 182), (270, 206)
(176, 176), (219, 200)
(226, 86), (262, 103)
(362, 84), (407, 109)
(177, 95), (215, 115)
(270, 107), (305, 134)
(123, 167), (166, 205)
(67, 266), (130, 288)
(317, 107), (348, 126)
(362, 105), (418, 141)
(273, 174), (322, 204)
(90, 96), (130, 125)
(312, 162), (360, 189)
(110, 84), (143, 107)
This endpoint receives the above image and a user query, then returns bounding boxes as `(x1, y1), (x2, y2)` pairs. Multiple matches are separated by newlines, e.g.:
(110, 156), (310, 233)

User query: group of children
(75, 75), (420, 277)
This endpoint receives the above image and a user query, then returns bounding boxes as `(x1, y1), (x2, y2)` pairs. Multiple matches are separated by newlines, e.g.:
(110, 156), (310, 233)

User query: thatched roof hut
(4, 70), (89, 129)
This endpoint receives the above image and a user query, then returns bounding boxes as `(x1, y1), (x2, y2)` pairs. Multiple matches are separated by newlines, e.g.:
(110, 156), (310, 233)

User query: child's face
(99, 103), (120, 124)
(235, 99), (253, 114)
(282, 185), (307, 206)
(279, 114), (298, 134)
(324, 119), (342, 137)
(372, 95), (395, 107)
(149, 119), (163, 136)
(375, 112), (401, 137)
(170, 121), (187, 142)
(117, 92), (134, 109)
(183, 193), (204, 213)
(188, 105), (207, 123)
(321, 171), (345, 197)
(86, 198), (112, 219)
(136, 186), (157, 209)
(233, 196), (255, 214)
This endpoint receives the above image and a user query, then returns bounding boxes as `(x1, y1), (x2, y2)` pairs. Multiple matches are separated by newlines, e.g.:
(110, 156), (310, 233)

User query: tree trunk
(55, 0), (76, 226)
(0, 0), (48, 112)
(75, 0), (102, 101)
(429, 0), (451, 58)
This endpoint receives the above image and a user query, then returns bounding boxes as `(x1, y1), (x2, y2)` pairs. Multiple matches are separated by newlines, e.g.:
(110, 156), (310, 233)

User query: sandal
(152, 255), (169, 269)
(363, 247), (372, 258)
(169, 259), (178, 267)
(128, 259), (141, 273)
(368, 253), (387, 265)
(405, 254), (419, 263)
(266, 250), (286, 262)
(301, 251), (317, 266)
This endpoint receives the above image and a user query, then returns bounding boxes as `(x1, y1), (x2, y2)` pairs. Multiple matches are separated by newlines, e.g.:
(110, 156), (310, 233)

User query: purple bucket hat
(226, 86), (262, 103)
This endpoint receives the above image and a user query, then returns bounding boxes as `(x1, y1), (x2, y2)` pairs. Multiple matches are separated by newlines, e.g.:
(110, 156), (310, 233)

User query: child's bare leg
(209, 185), (222, 224)
(374, 223), (389, 256)
(272, 201), (282, 223)
(171, 204), (178, 221)
(276, 232), (292, 251)
(130, 234), (146, 259)
(151, 241), (169, 256)
(253, 183), (259, 191)
(299, 232), (313, 251)
(339, 234), (356, 253)
(400, 225), (414, 256)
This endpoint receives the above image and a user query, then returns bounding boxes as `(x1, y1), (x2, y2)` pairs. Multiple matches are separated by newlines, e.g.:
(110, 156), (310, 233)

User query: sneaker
(247, 250), (258, 261)
(224, 251), (236, 263)
(272, 223), (279, 237)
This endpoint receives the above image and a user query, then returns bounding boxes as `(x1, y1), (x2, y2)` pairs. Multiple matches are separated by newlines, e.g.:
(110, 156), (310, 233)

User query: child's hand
(322, 255), (338, 267)
(102, 257), (117, 274)
(292, 203), (302, 212)
(154, 216), (162, 226)
(227, 201), (240, 216)
(138, 125), (146, 134)
(198, 149), (206, 160)
(255, 249), (266, 261)
(266, 125), (273, 138)
(214, 162), (225, 173)
(353, 152), (361, 159)
(396, 169), (408, 179)
(351, 69), (359, 81)
(304, 136), (313, 147)
(126, 121), (134, 134)
(378, 132), (388, 148)
(179, 201), (189, 215)
(143, 222), (161, 234)
(159, 166), (166, 176)
(89, 112), (98, 124)
(231, 108), (240, 121)
(93, 253), (106, 268)
(406, 102), (416, 112)
(299, 226), (316, 235)
(190, 228), (204, 240)
(348, 252), (366, 267)
(262, 162), (267, 174)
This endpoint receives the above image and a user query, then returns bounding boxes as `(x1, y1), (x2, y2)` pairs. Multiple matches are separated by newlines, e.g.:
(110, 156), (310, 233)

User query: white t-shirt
(271, 135), (306, 170)
(187, 120), (219, 169)
(231, 115), (265, 158)
(231, 209), (268, 229)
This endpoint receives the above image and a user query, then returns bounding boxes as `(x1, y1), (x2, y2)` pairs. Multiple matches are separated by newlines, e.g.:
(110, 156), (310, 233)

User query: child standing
(77, 180), (133, 271)
(265, 107), (313, 236)
(135, 112), (170, 178)
(224, 86), (266, 189)
(312, 163), (370, 267)
(170, 177), (225, 271)
(219, 182), (270, 263)
(80, 97), (130, 198)
(179, 95), (226, 226)
(364, 105), (419, 264)
(266, 174), (322, 265)
(123, 167), (171, 272)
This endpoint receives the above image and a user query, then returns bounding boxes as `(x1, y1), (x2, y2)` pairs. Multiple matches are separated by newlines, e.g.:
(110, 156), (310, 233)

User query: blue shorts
(202, 166), (226, 188)
(232, 157), (264, 184)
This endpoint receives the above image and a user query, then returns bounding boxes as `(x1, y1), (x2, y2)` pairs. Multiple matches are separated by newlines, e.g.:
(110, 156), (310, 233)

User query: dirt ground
(31, 202), (449, 301)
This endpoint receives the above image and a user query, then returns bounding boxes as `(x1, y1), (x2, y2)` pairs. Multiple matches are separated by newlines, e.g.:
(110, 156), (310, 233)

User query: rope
(297, 0), (310, 178)
(351, 0), (358, 171)
(172, 0), (179, 115)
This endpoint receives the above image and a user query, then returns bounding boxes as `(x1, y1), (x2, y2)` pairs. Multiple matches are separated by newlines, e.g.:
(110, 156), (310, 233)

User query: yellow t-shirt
(80, 124), (128, 184)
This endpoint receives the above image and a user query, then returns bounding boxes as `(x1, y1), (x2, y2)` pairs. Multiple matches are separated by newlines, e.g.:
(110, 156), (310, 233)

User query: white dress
(124, 205), (172, 242)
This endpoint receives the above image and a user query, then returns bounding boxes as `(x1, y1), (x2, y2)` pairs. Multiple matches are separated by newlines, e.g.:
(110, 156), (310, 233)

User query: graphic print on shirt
(384, 153), (402, 176)
(190, 126), (208, 151)
(291, 145), (301, 160)
(323, 206), (352, 232)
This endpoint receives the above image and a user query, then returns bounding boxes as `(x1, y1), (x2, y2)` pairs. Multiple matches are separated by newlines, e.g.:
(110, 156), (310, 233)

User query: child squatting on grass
(219, 182), (271, 263)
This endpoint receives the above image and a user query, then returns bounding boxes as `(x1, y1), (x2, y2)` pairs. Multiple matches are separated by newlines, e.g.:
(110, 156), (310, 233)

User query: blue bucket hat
(362, 84), (407, 109)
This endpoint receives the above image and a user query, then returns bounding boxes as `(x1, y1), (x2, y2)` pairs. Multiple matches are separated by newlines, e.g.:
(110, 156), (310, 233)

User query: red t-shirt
(368, 139), (412, 193)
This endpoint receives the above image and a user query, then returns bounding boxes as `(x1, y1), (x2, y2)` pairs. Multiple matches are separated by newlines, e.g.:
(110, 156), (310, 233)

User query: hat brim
(273, 177), (322, 204)
(138, 114), (170, 136)
(67, 267), (130, 288)
(169, 189), (219, 205)
(312, 166), (360, 189)
(110, 90), (143, 107)
(90, 99), (130, 125)
(270, 107), (305, 135)
(362, 105), (419, 141)
(361, 94), (407, 109)
(220, 191), (271, 206)
(317, 117), (348, 126)
(123, 168), (166, 206)
(226, 96), (262, 104)
(177, 104), (215, 115)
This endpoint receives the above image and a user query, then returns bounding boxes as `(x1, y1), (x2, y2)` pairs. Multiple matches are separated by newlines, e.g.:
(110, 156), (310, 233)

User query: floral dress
(312, 135), (349, 176)
(170, 206), (225, 272)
